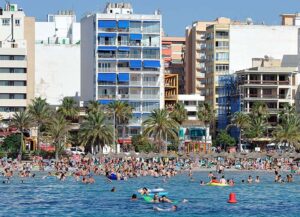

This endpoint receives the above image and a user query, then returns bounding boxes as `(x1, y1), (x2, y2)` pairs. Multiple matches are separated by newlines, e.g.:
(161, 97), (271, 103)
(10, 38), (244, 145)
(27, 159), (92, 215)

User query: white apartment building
(81, 3), (164, 136)
(178, 94), (204, 120)
(35, 11), (80, 105)
(0, 4), (35, 119)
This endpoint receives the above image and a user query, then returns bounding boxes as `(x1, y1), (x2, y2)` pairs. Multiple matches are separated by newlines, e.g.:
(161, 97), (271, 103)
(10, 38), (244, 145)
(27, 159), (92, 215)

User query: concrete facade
(81, 3), (164, 136)
(35, 11), (80, 105)
(0, 4), (35, 119)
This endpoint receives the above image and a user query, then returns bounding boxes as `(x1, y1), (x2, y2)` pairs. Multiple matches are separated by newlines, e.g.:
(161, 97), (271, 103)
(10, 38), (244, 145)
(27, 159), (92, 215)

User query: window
(142, 21), (160, 33)
(15, 19), (20, 26)
(0, 68), (25, 73)
(216, 64), (229, 71)
(2, 18), (10, 26)
(216, 52), (229, 61)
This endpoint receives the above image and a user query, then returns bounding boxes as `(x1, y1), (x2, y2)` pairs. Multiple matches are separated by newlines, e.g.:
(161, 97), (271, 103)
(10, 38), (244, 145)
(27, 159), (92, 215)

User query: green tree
(11, 110), (31, 158)
(273, 105), (300, 150)
(245, 116), (268, 140)
(197, 102), (215, 147)
(79, 111), (113, 154)
(132, 134), (155, 152)
(28, 97), (51, 151)
(87, 100), (102, 114)
(228, 112), (251, 151)
(143, 109), (179, 152)
(251, 101), (269, 119)
(170, 102), (187, 125)
(46, 114), (70, 159)
(2, 134), (21, 154)
(58, 97), (79, 121)
(108, 101), (133, 151)
(215, 130), (236, 150)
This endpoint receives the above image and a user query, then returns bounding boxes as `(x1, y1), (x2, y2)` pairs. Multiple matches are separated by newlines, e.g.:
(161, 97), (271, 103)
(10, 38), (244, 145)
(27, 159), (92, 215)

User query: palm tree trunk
(19, 129), (24, 160)
(37, 125), (40, 153)
(239, 128), (242, 152)
(122, 124), (125, 151)
(55, 143), (59, 160)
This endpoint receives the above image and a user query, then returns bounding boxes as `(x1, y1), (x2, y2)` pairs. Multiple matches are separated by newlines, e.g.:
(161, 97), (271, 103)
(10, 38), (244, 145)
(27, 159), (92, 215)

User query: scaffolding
(217, 74), (242, 139)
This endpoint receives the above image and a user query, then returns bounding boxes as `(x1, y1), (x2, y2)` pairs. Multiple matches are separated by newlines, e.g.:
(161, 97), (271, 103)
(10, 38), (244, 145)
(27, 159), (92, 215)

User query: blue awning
(118, 73), (129, 82)
(118, 20), (129, 28)
(143, 60), (161, 68)
(98, 73), (117, 82)
(98, 46), (117, 51)
(118, 47), (130, 51)
(98, 20), (117, 28)
(130, 34), (142, 40)
(99, 100), (113, 105)
(98, 33), (117, 38)
(129, 60), (142, 69)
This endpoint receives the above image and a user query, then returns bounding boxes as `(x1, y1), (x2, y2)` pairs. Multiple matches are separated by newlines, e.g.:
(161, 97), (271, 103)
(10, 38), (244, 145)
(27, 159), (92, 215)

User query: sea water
(0, 171), (299, 217)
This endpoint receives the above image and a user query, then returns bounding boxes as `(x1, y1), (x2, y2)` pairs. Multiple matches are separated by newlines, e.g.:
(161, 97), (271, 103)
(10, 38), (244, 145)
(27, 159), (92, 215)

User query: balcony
(98, 54), (116, 59)
(98, 67), (116, 72)
(247, 80), (290, 85)
(143, 54), (160, 59)
(130, 81), (141, 86)
(129, 94), (141, 99)
(98, 94), (116, 99)
(142, 81), (159, 86)
(142, 94), (160, 100)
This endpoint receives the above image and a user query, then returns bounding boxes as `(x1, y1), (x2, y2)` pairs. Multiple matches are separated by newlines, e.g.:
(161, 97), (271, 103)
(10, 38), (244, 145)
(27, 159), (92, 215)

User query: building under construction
(217, 74), (241, 138)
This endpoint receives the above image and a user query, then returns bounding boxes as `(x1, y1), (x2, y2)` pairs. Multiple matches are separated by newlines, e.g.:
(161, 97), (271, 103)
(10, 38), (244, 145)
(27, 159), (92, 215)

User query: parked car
(65, 147), (85, 155)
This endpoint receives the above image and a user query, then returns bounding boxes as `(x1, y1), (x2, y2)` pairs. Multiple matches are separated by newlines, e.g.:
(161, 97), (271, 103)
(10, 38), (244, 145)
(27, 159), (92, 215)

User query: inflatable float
(107, 174), (124, 180)
(207, 182), (229, 187)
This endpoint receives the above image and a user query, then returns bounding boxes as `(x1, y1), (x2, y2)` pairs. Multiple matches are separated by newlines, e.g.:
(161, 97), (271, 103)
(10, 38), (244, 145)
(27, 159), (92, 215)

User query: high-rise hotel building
(0, 4), (35, 120)
(81, 3), (163, 136)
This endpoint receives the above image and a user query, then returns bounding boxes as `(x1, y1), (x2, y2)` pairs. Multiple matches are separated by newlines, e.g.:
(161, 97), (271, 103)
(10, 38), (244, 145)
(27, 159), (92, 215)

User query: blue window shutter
(129, 60), (142, 69)
(118, 20), (129, 28)
(130, 34), (142, 40)
(143, 60), (161, 68)
(98, 20), (117, 28)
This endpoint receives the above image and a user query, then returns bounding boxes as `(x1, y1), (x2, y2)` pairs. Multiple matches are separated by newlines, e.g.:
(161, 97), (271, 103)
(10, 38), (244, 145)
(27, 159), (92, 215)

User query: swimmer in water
(131, 194), (138, 201)
(200, 180), (205, 185)
(153, 205), (177, 212)
(111, 187), (116, 192)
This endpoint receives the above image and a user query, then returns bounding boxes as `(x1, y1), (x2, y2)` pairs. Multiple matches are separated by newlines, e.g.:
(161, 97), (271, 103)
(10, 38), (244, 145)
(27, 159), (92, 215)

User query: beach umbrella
(211, 152), (219, 158)
(289, 152), (298, 158)
(203, 154), (210, 159)
(86, 152), (93, 159)
(169, 152), (178, 159)
(138, 151), (147, 159)
(227, 153), (235, 159)
(129, 151), (137, 157)
(147, 152), (156, 159)
(218, 152), (228, 158)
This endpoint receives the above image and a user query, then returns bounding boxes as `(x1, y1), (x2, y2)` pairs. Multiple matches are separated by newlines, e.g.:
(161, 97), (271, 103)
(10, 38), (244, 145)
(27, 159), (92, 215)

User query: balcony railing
(98, 94), (116, 99)
(129, 94), (141, 99)
(247, 80), (290, 85)
(245, 94), (291, 99)
(98, 67), (116, 72)
(142, 81), (159, 86)
(98, 54), (116, 59)
(142, 94), (160, 99)
(143, 54), (160, 59)
(130, 81), (141, 86)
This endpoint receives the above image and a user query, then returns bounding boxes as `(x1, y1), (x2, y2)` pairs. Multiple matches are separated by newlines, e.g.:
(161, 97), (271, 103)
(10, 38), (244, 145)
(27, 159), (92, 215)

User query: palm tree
(87, 100), (102, 114)
(197, 102), (215, 147)
(143, 109), (179, 152)
(273, 105), (300, 150)
(28, 97), (51, 151)
(170, 102), (187, 125)
(79, 111), (113, 154)
(107, 101), (133, 150)
(228, 112), (251, 151)
(245, 116), (268, 140)
(251, 101), (269, 119)
(46, 114), (70, 159)
(11, 110), (31, 159)
(58, 97), (79, 121)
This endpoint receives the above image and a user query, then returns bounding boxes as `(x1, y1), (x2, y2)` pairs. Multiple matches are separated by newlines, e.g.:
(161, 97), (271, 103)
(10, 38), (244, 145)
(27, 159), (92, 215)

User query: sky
(9, 0), (300, 36)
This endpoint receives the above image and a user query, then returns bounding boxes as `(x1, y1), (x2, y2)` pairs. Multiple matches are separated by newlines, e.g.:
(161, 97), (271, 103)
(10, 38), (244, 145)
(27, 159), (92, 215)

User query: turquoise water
(1, 171), (300, 217)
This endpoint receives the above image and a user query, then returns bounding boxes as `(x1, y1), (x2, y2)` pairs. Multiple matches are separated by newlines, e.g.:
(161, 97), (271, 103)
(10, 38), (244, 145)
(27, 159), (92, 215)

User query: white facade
(35, 45), (80, 104)
(81, 3), (163, 136)
(0, 4), (35, 119)
(178, 94), (204, 120)
(229, 25), (299, 73)
(35, 11), (80, 105)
